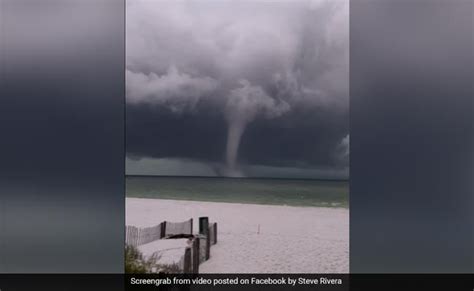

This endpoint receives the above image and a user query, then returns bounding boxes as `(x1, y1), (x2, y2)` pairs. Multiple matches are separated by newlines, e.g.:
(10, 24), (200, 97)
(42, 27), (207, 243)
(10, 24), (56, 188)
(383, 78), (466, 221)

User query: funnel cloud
(126, 0), (349, 179)
(224, 80), (290, 176)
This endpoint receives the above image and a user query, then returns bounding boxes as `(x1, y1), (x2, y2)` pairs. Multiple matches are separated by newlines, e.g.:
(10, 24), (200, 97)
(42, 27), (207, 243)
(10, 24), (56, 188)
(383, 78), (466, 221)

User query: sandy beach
(126, 197), (349, 273)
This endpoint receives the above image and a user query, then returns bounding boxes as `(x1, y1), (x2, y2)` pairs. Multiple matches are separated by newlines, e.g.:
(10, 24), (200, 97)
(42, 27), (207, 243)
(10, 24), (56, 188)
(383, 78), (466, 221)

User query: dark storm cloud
(126, 0), (349, 177)
(127, 103), (348, 165)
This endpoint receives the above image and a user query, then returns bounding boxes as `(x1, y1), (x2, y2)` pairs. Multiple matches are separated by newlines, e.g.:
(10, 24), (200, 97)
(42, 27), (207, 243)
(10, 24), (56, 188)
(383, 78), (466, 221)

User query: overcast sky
(126, 0), (349, 179)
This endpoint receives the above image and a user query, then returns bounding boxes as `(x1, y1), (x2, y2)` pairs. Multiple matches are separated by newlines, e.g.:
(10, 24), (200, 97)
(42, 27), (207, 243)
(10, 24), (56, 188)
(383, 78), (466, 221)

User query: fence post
(137, 228), (142, 246)
(125, 226), (130, 245)
(199, 217), (209, 235)
(183, 247), (192, 273)
(206, 230), (211, 260)
(193, 237), (200, 273)
(134, 227), (139, 247)
(160, 221), (167, 238)
(213, 223), (218, 244)
(199, 217), (210, 260)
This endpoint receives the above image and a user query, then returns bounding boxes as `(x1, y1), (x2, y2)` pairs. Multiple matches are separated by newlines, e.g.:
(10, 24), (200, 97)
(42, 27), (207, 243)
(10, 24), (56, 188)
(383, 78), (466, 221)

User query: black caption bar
(126, 274), (348, 291)
(1, 274), (473, 291)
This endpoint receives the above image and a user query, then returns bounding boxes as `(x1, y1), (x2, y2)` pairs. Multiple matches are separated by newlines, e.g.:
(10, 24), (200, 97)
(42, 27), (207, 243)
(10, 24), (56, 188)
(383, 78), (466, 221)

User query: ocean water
(126, 176), (348, 208)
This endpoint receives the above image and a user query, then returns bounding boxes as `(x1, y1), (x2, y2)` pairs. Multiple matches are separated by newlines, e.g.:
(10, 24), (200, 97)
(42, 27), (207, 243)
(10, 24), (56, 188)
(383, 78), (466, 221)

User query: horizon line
(125, 174), (349, 182)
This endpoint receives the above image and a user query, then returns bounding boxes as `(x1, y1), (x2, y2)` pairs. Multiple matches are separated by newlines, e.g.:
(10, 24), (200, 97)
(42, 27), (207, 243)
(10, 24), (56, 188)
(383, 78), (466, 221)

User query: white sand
(138, 238), (189, 266)
(126, 198), (349, 273)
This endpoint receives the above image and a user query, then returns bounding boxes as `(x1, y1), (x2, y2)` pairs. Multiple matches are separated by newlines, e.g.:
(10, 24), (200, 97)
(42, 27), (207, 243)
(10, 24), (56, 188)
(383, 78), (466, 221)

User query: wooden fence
(125, 224), (165, 247)
(126, 219), (194, 247)
(126, 217), (217, 274)
(164, 218), (193, 237)
(209, 222), (217, 245)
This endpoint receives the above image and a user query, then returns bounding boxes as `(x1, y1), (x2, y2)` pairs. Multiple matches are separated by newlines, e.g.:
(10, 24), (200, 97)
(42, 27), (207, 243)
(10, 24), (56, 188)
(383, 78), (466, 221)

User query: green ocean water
(126, 176), (349, 208)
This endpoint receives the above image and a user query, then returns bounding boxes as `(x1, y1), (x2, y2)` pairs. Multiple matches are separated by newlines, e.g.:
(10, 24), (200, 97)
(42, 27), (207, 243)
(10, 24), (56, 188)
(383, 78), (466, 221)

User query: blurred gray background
(0, 0), (125, 272)
(0, 0), (472, 273)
